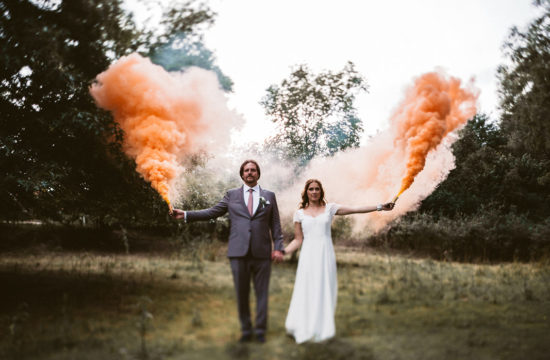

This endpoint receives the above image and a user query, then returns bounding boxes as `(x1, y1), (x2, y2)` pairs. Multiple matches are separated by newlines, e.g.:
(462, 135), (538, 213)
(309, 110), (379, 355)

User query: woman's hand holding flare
(380, 202), (395, 211)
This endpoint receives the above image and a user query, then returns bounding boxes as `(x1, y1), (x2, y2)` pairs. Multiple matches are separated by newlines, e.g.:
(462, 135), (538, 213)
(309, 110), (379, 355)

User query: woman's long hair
(299, 179), (326, 209)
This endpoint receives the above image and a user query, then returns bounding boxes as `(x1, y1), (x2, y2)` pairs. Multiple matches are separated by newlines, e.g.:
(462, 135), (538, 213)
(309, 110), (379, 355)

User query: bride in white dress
(284, 179), (394, 344)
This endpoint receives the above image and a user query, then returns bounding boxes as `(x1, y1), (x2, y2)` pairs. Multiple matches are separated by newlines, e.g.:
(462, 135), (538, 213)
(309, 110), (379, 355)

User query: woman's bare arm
(284, 222), (304, 255)
(336, 202), (394, 215)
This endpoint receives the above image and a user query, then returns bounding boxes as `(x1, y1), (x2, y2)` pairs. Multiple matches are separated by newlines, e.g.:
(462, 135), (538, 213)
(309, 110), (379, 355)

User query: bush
(369, 210), (550, 262)
(0, 223), (178, 253)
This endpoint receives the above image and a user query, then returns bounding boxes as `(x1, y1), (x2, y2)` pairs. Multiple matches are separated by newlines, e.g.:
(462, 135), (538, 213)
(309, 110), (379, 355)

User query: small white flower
(259, 196), (270, 208)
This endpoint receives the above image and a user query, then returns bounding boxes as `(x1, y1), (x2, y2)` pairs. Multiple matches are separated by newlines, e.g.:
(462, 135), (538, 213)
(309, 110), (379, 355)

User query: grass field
(1, 242), (549, 360)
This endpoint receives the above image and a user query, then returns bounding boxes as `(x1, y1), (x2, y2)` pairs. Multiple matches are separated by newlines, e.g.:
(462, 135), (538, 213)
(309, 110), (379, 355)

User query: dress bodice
(294, 203), (340, 243)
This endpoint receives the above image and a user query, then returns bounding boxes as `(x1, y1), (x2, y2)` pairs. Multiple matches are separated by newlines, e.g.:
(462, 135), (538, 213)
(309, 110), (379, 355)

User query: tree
(419, 114), (506, 216)
(421, 1), (550, 221)
(496, 0), (550, 218)
(140, 2), (232, 90)
(260, 62), (368, 164)
(0, 0), (215, 225)
(383, 2), (550, 260)
(497, 0), (550, 160)
(420, 113), (550, 221)
(149, 33), (233, 92)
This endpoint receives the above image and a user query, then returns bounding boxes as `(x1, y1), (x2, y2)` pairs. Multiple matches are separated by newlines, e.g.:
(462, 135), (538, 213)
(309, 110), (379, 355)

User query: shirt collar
(244, 184), (260, 193)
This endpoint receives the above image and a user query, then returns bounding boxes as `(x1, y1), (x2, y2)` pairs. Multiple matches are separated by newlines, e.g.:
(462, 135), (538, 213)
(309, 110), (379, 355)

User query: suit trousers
(229, 254), (271, 336)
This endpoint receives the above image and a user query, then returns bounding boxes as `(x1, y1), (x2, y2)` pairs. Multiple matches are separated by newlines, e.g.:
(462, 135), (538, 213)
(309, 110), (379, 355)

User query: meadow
(1, 240), (549, 360)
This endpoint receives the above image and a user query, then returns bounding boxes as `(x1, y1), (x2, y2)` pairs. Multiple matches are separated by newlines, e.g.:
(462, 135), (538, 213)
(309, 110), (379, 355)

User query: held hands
(271, 250), (284, 263)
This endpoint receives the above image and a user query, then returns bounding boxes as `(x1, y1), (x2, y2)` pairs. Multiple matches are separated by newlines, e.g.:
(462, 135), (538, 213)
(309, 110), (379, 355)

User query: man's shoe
(256, 334), (266, 343)
(239, 334), (252, 343)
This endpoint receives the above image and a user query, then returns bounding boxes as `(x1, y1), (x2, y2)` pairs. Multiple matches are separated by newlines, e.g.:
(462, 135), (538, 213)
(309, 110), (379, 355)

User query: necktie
(248, 189), (254, 216)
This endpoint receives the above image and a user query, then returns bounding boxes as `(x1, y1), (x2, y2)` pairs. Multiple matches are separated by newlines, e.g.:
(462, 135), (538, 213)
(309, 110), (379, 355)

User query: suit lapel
(238, 185), (250, 217)
(252, 187), (264, 218)
(238, 185), (265, 218)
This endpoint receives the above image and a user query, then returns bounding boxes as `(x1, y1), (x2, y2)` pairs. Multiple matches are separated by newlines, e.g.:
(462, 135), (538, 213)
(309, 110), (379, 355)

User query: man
(171, 160), (284, 343)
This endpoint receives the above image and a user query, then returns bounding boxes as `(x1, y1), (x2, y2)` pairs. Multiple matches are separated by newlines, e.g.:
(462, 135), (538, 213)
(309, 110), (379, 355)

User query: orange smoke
(391, 71), (478, 200)
(90, 53), (241, 206)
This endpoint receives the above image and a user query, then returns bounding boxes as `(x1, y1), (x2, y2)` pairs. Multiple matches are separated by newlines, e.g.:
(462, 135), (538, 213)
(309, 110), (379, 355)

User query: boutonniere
(259, 196), (270, 208)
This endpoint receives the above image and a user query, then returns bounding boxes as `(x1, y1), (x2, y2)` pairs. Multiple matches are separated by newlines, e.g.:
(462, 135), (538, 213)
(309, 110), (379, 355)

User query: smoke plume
(276, 70), (478, 233)
(90, 53), (243, 206)
(90, 58), (477, 235)
(392, 71), (478, 199)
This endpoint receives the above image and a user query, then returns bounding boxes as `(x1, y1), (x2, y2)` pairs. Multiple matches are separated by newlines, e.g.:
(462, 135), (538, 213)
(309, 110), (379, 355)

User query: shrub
(369, 210), (550, 262)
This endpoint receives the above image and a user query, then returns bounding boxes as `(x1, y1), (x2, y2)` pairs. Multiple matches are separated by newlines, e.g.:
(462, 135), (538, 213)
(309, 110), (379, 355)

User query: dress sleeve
(328, 203), (341, 217)
(293, 209), (302, 223)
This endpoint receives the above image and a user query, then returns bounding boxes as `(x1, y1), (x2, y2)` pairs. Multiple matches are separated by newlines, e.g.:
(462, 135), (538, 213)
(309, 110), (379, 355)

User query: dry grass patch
(0, 245), (549, 360)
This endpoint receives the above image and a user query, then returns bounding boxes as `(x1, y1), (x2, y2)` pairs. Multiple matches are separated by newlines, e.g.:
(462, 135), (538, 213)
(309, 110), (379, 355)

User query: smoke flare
(270, 70), (478, 233)
(90, 53), (242, 205)
(391, 71), (478, 199)
(209, 71), (477, 234)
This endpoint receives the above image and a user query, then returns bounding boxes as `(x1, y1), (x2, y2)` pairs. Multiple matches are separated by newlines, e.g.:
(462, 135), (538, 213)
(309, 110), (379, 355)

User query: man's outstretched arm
(171, 192), (229, 222)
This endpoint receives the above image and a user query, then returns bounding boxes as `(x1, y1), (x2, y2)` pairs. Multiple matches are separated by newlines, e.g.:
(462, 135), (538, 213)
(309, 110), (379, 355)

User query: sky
(197, 0), (540, 143)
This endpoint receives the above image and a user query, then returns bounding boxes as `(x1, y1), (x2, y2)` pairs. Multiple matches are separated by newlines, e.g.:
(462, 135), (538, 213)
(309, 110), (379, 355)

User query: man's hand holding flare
(170, 208), (185, 220)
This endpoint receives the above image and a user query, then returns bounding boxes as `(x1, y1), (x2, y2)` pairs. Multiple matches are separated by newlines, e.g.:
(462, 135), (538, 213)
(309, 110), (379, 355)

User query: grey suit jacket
(186, 186), (284, 258)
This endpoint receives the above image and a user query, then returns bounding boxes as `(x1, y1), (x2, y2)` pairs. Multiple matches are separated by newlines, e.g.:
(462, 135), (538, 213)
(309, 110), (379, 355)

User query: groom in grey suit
(171, 160), (284, 343)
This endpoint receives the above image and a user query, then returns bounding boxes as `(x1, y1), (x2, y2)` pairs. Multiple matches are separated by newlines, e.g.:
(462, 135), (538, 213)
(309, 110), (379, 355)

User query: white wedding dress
(285, 203), (340, 344)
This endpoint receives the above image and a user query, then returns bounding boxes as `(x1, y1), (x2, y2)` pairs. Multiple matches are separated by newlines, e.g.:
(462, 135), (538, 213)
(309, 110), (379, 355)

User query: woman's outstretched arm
(336, 202), (394, 215)
(284, 222), (304, 255)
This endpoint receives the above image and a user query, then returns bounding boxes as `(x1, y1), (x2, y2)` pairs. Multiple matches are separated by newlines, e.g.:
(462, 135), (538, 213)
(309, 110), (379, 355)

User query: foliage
(419, 2), (550, 226)
(369, 211), (550, 262)
(145, 0), (215, 50)
(369, 2), (550, 262)
(260, 62), (368, 165)
(497, 0), (550, 160)
(175, 156), (239, 246)
(420, 114), (550, 220)
(0, 0), (216, 226)
(149, 33), (233, 92)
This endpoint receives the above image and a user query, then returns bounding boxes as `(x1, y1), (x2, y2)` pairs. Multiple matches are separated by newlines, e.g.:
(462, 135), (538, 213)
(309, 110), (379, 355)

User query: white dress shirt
(244, 184), (260, 215)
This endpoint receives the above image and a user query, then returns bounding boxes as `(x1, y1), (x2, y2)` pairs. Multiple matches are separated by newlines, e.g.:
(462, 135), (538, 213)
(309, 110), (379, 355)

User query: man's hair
(239, 159), (261, 180)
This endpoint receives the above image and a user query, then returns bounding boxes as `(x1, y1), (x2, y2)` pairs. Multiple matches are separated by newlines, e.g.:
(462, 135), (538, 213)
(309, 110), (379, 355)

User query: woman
(284, 179), (394, 344)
